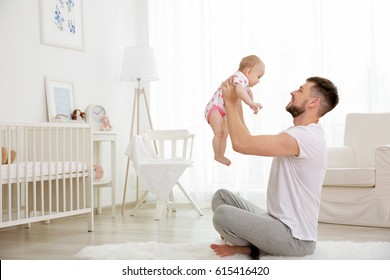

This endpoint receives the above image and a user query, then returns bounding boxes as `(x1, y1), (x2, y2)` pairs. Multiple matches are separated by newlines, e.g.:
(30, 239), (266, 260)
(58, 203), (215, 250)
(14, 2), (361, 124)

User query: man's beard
(286, 100), (308, 117)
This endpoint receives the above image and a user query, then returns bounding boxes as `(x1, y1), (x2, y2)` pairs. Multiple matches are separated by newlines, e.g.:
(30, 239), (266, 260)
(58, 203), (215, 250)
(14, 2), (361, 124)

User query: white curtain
(147, 0), (390, 208)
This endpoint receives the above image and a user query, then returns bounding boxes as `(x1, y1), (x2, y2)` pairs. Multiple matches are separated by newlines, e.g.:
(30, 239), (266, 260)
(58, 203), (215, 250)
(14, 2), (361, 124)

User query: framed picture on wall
(39, 0), (84, 51)
(45, 76), (75, 122)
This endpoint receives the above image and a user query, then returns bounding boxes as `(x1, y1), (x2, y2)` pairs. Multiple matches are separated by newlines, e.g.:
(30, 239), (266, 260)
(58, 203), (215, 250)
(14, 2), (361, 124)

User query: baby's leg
(209, 111), (231, 166)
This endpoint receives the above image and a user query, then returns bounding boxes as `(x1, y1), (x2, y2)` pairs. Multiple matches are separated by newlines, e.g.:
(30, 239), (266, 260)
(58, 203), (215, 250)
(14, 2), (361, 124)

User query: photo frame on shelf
(45, 76), (75, 122)
(39, 0), (84, 51)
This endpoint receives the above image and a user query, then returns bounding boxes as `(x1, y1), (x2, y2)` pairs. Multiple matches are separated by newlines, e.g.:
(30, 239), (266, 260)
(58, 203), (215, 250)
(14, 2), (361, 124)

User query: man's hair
(238, 55), (262, 71)
(307, 76), (339, 117)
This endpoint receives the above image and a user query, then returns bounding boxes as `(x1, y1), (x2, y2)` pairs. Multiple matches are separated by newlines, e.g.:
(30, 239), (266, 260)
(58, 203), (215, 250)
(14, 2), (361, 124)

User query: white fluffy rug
(75, 240), (249, 260)
(74, 240), (390, 260)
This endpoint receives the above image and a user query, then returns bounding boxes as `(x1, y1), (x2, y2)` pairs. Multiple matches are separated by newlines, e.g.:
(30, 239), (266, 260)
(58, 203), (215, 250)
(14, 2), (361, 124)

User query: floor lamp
(120, 46), (158, 215)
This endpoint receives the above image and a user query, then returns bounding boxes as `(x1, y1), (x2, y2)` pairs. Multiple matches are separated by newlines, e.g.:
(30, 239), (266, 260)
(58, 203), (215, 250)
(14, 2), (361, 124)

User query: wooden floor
(1, 207), (390, 260)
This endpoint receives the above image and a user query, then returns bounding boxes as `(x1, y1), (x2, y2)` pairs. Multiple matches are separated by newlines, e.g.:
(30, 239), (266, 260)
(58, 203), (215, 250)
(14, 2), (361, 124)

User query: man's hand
(221, 76), (239, 105)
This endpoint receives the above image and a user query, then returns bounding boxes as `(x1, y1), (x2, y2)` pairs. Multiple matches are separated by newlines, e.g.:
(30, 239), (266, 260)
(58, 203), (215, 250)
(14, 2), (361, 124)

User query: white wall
(0, 0), (149, 208)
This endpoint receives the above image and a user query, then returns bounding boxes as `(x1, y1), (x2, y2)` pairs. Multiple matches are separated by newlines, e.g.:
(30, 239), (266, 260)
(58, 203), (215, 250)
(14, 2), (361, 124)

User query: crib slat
(24, 126), (29, 221)
(40, 127), (44, 217)
(32, 127), (37, 218)
(69, 128), (73, 211)
(76, 128), (80, 210)
(62, 127), (66, 212)
(16, 127), (20, 221)
(7, 126), (12, 222)
(55, 127), (59, 214)
(82, 127), (86, 209)
(48, 127), (52, 215)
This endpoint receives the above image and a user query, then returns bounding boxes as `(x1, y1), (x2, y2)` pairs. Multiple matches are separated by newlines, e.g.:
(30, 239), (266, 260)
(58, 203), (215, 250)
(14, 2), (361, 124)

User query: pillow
(327, 146), (355, 168)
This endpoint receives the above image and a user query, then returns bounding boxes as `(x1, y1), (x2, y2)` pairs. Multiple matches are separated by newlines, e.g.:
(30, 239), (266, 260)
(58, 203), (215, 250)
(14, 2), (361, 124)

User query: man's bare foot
(214, 156), (231, 166)
(210, 243), (251, 257)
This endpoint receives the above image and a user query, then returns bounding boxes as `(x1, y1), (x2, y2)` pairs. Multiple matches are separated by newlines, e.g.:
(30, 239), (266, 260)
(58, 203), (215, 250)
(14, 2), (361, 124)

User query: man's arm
(222, 78), (299, 157)
(236, 100), (250, 133)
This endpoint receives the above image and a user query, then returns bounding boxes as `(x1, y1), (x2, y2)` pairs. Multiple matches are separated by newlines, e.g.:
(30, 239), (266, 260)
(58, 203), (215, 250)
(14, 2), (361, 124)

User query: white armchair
(319, 113), (390, 228)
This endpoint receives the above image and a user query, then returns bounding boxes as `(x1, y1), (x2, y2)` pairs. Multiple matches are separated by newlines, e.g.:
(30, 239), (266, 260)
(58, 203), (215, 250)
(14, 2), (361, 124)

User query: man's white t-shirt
(267, 123), (327, 241)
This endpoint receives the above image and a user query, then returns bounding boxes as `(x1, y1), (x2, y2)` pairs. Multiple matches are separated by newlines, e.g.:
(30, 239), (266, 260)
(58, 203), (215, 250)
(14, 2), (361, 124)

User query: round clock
(85, 103), (106, 131)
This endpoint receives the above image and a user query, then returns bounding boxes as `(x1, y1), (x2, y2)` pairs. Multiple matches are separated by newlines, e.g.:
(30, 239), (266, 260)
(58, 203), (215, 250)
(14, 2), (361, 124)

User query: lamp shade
(121, 46), (158, 82)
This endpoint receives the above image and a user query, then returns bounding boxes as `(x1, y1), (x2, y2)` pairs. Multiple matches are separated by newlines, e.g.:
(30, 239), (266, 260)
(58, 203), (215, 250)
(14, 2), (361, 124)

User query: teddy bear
(71, 109), (86, 122)
(1, 147), (16, 164)
(100, 114), (112, 131)
(93, 164), (104, 180)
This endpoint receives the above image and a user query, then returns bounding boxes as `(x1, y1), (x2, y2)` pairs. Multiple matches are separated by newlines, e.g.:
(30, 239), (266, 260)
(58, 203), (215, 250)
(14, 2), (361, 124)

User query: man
(210, 76), (339, 258)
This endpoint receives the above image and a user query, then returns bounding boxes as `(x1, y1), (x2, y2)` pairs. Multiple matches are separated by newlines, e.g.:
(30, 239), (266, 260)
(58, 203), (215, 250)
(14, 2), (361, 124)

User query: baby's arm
(235, 84), (262, 114)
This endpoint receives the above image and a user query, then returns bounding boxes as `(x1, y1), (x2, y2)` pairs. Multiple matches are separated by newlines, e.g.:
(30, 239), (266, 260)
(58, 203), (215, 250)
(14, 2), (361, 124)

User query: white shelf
(93, 179), (112, 186)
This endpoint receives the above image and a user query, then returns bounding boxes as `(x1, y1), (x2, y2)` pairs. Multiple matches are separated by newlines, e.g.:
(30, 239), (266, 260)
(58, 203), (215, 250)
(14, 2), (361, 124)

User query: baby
(204, 55), (265, 166)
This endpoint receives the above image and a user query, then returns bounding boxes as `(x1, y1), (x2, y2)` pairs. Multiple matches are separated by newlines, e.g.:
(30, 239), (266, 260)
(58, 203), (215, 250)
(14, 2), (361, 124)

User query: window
(148, 0), (390, 206)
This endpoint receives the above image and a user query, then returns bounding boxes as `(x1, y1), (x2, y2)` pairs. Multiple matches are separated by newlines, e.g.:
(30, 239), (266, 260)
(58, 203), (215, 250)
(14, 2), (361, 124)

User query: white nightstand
(92, 131), (116, 217)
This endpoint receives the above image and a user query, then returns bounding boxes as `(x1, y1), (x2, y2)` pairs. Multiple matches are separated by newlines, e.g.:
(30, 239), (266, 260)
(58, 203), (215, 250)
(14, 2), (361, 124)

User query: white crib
(0, 122), (94, 232)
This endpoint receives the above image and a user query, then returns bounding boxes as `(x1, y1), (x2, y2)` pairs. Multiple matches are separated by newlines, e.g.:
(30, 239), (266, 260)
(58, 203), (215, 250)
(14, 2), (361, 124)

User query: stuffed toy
(93, 164), (104, 180)
(100, 114), (112, 131)
(1, 147), (16, 164)
(71, 109), (86, 121)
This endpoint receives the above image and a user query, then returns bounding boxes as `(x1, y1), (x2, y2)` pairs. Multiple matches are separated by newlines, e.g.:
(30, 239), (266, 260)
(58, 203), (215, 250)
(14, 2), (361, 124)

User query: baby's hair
(238, 55), (262, 71)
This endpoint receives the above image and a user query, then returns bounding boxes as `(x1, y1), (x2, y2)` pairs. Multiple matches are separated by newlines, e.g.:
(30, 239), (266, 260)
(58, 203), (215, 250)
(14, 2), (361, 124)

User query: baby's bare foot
(214, 156), (231, 166)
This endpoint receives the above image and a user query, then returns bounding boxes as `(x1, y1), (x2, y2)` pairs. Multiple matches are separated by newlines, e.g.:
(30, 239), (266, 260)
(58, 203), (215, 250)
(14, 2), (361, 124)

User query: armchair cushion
(323, 167), (375, 187)
(324, 145), (374, 187)
(326, 146), (355, 168)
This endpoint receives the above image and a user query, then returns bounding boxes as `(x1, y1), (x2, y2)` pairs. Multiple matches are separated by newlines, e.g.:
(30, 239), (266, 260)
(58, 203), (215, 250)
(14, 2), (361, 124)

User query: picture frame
(39, 0), (84, 51)
(45, 76), (75, 122)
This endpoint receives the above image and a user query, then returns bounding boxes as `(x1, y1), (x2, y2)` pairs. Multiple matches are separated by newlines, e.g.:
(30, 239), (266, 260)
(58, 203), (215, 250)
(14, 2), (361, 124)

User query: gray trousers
(212, 189), (316, 257)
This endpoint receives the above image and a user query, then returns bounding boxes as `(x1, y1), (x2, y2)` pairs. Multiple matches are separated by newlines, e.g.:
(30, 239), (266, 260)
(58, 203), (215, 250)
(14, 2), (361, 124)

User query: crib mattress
(1, 161), (88, 183)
